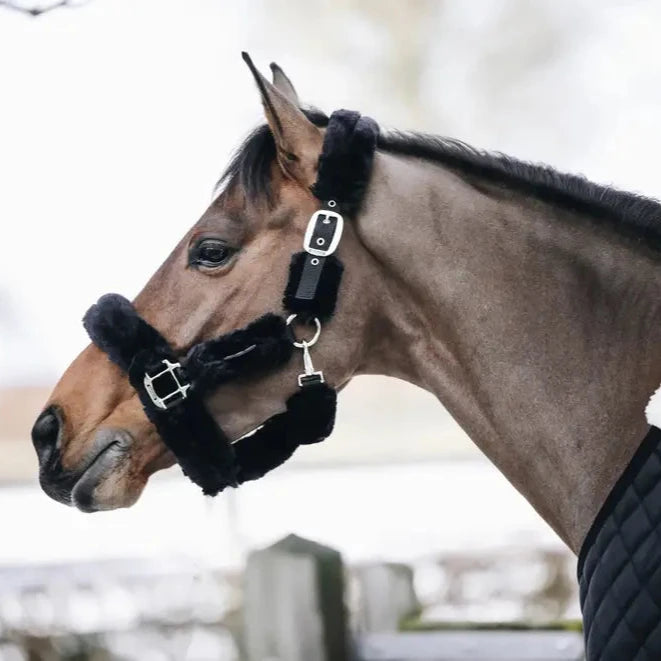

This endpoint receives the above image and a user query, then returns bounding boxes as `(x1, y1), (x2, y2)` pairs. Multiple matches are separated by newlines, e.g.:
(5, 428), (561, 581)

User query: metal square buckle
(303, 209), (344, 257)
(143, 359), (190, 410)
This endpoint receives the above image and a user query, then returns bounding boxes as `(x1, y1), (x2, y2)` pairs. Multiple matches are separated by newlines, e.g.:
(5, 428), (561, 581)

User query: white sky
(2, 0), (661, 387)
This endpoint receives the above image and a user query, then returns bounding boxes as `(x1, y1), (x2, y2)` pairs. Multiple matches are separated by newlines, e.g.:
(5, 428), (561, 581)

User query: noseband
(83, 110), (379, 495)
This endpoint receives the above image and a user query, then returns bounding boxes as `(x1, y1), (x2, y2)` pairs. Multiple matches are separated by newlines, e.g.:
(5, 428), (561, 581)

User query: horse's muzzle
(32, 410), (131, 511)
(32, 406), (61, 465)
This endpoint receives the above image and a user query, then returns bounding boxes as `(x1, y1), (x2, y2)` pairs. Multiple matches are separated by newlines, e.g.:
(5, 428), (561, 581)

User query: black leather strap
(294, 254), (326, 301)
(284, 202), (345, 319)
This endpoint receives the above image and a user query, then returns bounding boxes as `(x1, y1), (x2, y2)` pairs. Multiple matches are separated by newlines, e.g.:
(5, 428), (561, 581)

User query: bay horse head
(32, 55), (384, 511)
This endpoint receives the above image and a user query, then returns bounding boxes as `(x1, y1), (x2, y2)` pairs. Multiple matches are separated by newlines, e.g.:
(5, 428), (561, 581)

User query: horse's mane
(218, 109), (661, 251)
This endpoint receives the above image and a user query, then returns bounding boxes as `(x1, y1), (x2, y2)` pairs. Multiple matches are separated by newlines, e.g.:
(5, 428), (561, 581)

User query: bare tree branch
(0, 0), (92, 17)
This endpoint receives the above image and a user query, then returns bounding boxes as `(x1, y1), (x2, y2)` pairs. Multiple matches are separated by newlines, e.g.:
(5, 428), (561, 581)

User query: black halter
(83, 110), (379, 495)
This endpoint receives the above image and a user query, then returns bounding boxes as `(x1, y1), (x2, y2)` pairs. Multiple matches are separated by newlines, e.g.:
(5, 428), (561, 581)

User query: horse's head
(32, 57), (382, 511)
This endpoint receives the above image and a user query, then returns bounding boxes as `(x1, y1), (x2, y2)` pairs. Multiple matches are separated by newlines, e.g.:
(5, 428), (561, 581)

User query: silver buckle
(303, 209), (344, 257)
(143, 359), (190, 410)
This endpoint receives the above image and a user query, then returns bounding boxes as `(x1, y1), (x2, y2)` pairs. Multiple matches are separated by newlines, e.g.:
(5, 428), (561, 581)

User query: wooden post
(243, 534), (349, 661)
(356, 563), (419, 632)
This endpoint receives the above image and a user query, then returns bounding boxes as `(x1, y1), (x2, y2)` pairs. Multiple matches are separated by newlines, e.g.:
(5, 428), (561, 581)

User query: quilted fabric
(578, 425), (661, 661)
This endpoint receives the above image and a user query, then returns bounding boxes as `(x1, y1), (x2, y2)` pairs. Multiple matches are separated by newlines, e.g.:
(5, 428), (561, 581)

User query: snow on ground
(0, 459), (565, 571)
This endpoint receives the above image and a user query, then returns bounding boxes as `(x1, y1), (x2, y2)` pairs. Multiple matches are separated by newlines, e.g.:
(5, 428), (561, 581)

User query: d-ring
(286, 314), (321, 348)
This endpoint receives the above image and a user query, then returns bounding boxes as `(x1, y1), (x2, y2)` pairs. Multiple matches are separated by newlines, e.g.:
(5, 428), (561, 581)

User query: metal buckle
(143, 359), (190, 410)
(303, 209), (344, 257)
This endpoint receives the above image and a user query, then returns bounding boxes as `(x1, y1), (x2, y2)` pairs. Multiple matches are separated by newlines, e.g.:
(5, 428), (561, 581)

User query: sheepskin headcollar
(82, 110), (378, 494)
(84, 294), (295, 493)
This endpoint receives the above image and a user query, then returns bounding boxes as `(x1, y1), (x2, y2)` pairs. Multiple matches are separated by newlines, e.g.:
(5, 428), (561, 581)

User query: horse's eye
(190, 239), (235, 269)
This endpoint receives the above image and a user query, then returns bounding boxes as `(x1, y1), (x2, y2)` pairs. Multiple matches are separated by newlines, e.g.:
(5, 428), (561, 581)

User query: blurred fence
(0, 533), (582, 660)
(0, 559), (241, 660)
(243, 534), (584, 661)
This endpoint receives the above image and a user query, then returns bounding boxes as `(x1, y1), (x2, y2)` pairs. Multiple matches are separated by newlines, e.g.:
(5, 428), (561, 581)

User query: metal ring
(286, 314), (321, 348)
(327, 200), (337, 208)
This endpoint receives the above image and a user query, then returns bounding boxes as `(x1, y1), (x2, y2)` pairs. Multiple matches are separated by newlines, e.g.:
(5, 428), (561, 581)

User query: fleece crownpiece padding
(312, 110), (379, 214)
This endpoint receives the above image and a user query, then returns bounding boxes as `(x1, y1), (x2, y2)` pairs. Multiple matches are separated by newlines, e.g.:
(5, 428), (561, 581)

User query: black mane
(216, 124), (277, 202)
(216, 108), (328, 201)
(218, 112), (661, 251)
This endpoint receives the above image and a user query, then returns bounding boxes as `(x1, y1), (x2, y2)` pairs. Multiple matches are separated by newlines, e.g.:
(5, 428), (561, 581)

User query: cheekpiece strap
(283, 110), (379, 322)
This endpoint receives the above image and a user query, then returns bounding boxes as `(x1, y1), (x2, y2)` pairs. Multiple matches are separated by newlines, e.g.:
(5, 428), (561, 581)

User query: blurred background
(2, 0), (661, 658)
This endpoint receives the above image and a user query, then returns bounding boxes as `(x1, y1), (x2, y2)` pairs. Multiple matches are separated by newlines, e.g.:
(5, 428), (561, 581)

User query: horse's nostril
(31, 406), (61, 460)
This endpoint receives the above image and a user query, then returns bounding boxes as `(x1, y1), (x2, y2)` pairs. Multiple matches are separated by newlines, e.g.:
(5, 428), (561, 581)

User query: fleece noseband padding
(83, 109), (379, 494)
(84, 294), (295, 493)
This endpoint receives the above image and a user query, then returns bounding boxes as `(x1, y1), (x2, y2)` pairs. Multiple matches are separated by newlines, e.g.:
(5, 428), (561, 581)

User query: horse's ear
(269, 62), (300, 106)
(242, 52), (322, 187)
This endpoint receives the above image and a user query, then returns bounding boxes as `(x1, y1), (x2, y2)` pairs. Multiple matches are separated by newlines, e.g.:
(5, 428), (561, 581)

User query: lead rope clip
(298, 340), (324, 387)
(287, 314), (325, 388)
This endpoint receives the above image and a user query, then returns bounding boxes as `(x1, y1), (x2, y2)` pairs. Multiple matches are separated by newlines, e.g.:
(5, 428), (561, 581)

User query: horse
(31, 54), (661, 659)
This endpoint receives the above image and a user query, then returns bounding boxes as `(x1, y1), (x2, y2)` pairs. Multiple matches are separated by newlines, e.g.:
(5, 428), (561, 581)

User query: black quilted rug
(579, 424), (661, 661)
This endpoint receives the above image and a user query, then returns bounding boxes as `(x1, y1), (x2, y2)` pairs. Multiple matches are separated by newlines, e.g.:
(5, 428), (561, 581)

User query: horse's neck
(357, 150), (661, 552)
